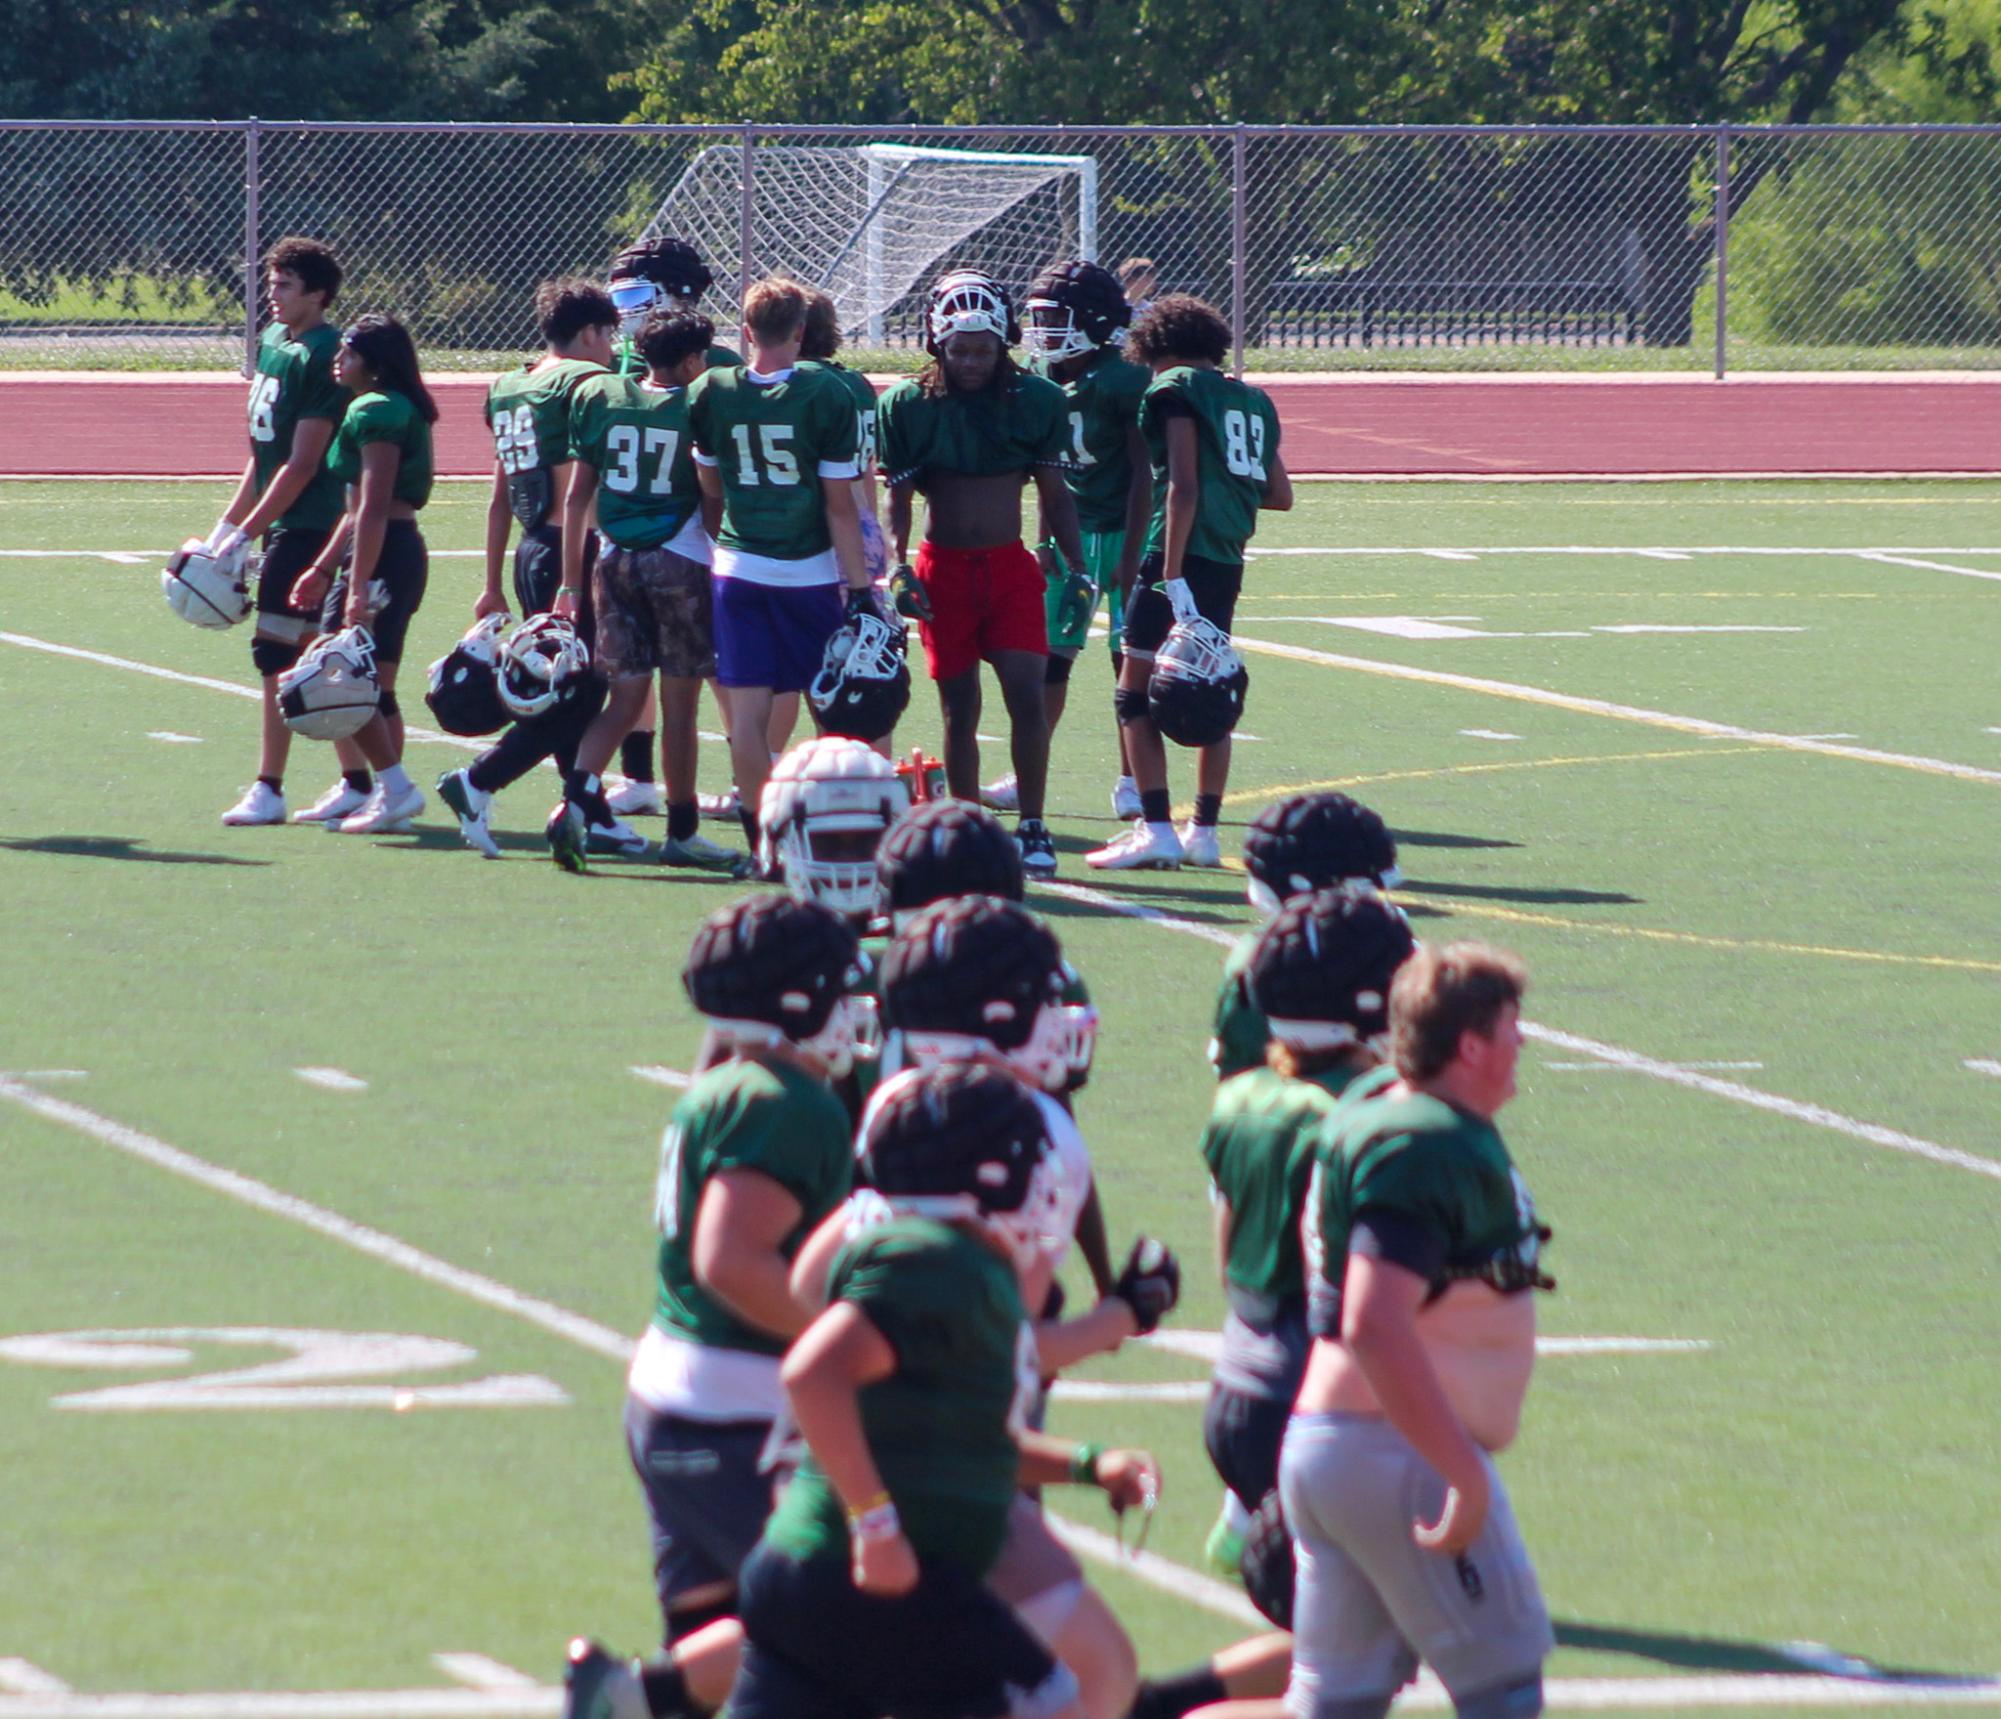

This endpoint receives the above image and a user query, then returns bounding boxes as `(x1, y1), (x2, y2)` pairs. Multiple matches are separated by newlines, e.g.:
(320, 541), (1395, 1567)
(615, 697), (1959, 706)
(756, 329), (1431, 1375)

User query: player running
(687, 279), (875, 858)
(1283, 942), (1555, 1719)
(548, 307), (747, 874)
(984, 261), (1152, 823)
(1086, 295), (1292, 873)
(210, 236), (352, 827)
(287, 313), (436, 835)
(876, 269), (1084, 875)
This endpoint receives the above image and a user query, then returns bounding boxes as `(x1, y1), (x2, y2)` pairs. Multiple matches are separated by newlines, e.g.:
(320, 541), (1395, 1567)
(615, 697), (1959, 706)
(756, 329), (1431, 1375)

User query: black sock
(566, 770), (612, 825)
(738, 807), (760, 849)
(1126, 1666), (1227, 1719)
(668, 800), (699, 842)
(622, 730), (656, 782)
(343, 768), (373, 795)
(638, 1658), (692, 1719)
(258, 774), (282, 793)
(1140, 788), (1171, 824)
(1193, 793), (1222, 827)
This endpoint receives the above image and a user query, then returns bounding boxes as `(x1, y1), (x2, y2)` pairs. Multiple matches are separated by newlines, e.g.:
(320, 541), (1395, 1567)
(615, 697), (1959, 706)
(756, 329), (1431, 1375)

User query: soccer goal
(642, 142), (1099, 342)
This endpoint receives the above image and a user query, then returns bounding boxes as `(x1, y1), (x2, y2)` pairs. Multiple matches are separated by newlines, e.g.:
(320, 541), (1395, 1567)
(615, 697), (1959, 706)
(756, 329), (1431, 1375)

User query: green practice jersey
(568, 372), (699, 550)
(763, 1217), (1036, 1574)
(484, 357), (605, 485)
(614, 338), (740, 379)
(1304, 1075), (1551, 1341)
(1057, 350), (1150, 531)
(803, 359), (880, 473)
(327, 390), (433, 510)
(651, 1057), (854, 1356)
(876, 371), (1069, 493)
(687, 365), (859, 562)
(247, 321), (348, 532)
(1140, 365), (1281, 566)
(1211, 934), (1268, 1081)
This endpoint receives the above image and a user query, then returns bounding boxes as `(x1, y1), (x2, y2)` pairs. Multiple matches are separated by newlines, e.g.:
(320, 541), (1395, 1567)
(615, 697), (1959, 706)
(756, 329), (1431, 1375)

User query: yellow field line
(1395, 894), (2001, 975)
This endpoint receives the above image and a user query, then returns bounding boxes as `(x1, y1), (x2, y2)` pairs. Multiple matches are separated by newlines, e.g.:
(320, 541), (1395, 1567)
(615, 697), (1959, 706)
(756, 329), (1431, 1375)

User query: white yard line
(629, 1066), (693, 1089)
(1543, 1060), (1764, 1073)
(1854, 552), (2001, 586)
(1138, 1330), (1708, 1364)
(430, 1659), (538, 1694)
(0, 1694), (556, 1718)
(294, 1068), (369, 1094)
(1239, 546), (2001, 559)
(145, 731), (203, 744)
(1043, 1515), (1265, 1626)
(1461, 728), (1523, 740)
(1965, 1059), (2001, 1080)
(0, 1667), (71, 1698)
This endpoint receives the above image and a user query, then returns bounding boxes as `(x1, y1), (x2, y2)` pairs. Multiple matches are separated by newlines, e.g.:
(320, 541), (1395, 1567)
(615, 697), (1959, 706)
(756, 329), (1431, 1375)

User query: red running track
(1, 372), (1995, 479)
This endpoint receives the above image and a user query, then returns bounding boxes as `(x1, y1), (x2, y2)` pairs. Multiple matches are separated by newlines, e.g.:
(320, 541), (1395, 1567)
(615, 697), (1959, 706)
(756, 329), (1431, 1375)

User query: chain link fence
(4, 120), (1999, 374)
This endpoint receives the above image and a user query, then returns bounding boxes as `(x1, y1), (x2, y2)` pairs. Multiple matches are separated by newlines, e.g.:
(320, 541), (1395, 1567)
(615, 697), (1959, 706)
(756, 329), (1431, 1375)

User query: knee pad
(252, 636), (305, 678)
(1114, 684), (1151, 726)
(377, 690), (400, 720)
(1043, 653), (1075, 686)
(664, 1592), (736, 1646)
(1455, 1675), (1544, 1719)
(1241, 1487), (1295, 1630)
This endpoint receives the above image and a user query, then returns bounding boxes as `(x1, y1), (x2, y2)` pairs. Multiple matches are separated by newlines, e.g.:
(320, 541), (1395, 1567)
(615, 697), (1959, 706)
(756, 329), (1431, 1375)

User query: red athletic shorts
(913, 538), (1049, 681)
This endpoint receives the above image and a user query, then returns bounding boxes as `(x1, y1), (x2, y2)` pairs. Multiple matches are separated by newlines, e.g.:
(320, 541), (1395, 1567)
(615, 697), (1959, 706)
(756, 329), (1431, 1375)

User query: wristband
(557, 585), (582, 597)
(1069, 1442), (1105, 1486)
(845, 1489), (892, 1522)
(849, 1501), (901, 1542)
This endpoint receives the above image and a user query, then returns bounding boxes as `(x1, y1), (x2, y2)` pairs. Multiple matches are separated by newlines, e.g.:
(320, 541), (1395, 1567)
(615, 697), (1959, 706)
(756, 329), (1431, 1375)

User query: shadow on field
(1404, 878), (1639, 907)
(1391, 827), (1523, 851)
(1554, 1619), (1975, 1684)
(0, 835), (270, 868)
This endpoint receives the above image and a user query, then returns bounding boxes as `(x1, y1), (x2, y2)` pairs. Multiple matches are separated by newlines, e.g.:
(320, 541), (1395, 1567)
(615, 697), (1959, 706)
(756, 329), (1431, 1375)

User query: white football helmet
(927, 270), (1018, 349)
(277, 626), (380, 741)
(161, 536), (253, 629)
(497, 614), (590, 718)
(759, 737), (913, 918)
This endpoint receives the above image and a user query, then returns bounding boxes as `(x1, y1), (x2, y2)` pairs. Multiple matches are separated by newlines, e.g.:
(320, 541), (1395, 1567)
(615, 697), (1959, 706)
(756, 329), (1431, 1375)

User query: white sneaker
(697, 786), (740, 817)
(334, 779), (424, 834)
(437, 769), (500, 860)
(1111, 776), (1142, 821)
(1179, 820), (1223, 868)
(605, 775), (664, 817)
(294, 780), (367, 823)
(980, 773), (1020, 812)
(585, 813), (650, 859)
(1085, 820), (1183, 871)
(220, 781), (287, 826)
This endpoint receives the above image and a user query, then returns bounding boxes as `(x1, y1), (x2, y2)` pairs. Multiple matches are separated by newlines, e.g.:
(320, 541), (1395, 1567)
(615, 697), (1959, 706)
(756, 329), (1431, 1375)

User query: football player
(564, 893), (864, 1719)
(1213, 792), (1402, 1081)
(286, 313), (436, 834)
(1085, 296), (1293, 872)
(1284, 942), (1554, 1719)
(798, 289), (881, 519)
(602, 236), (741, 816)
(985, 261), (1151, 823)
(876, 269), (1084, 875)
(210, 236), (353, 826)
(1199, 888), (1414, 1579)
(549, 307), (746, 874)
(436, 279), (651, 865)
(686, 279), (875, 857)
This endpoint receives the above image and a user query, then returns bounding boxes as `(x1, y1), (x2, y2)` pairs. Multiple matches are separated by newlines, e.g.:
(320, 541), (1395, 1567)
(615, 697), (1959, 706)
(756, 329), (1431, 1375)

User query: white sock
(1115, 774), (1136, 791)
(380, 763), (412, 796)
(1148, 820), (1178, 841)
(1222, 1490), (1253, 1535)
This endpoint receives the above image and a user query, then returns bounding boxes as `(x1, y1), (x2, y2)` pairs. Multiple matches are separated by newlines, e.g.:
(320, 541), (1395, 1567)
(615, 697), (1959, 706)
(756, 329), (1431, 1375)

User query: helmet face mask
(926, 270), (1019, 352)
(808, 610), (910, 742)
(1022, 300), (1100, 368)
(608, 236), (713, 335)
(497, 614), (590, 718)
(608, 277), (665, 337)
(761, 738), (912, 918)
(1020, 262), (1130, 371)
(1148, 617), (1248, 748)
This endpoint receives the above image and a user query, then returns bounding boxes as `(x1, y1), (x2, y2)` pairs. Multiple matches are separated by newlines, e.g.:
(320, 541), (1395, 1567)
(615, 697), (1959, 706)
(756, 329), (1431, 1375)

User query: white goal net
(643, 143), (1098, 342)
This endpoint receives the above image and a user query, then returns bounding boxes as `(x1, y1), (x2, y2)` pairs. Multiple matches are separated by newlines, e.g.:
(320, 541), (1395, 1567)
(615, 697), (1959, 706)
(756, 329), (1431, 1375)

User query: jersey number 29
(493, 405), (540, 475)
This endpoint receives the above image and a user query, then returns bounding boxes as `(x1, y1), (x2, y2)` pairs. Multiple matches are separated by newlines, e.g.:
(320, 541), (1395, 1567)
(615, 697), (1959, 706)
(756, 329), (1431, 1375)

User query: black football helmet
(1022, 260), (1131, 366)
(1246, 887), (1415, 1054)
(609, 236), (715, 333)
(857, 1062), (1053, 1233)
(423, 613), (511, 737)
(1242, 791), (1401, 917)
(879, 896), (1068, 1088)
(1147, 617), (1248, 748)
(682, 894), (866, 1071)
(808, 606), (910, 742)
(875, 799), (1025, 924)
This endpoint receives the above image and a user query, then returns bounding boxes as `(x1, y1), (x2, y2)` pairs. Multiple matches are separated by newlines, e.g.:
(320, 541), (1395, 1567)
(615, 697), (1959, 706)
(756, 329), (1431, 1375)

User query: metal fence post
(1714, 125), (1730, 381)
(242, 117), (261, 378)
(1231, 124), (1248, 378)
(739, 123), (756, 308)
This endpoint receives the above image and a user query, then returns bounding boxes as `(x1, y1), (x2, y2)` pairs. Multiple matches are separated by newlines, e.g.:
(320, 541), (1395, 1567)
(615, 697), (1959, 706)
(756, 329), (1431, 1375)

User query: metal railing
(4, 120), (1999, 375)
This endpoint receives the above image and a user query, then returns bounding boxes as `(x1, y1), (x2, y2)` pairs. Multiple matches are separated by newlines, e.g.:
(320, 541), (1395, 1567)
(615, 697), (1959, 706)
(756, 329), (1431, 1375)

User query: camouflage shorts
(593, 540), (716, 680)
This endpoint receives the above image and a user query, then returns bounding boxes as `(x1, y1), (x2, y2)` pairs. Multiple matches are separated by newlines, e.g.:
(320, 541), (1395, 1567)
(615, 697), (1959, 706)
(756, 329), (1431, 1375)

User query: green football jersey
(803, 358), (880, 473)
(568, 372), (699, 551)
(613, 338), (741, 379)
(484, 356), (605, 481)
(1057, 350), (1151, 531)
(247, 321), (348, 532)
(762, 1216), (1036, 1574)
(1140, 366), (1282, 566)
(1304, 1075), (1550, 1341)
(327, 390), (433, 510)
(1211, 934), (1269, 1081)
(651, 1057), (854, 1356)
(687, 365), (860, 561)
(876, 371), (1069, 492)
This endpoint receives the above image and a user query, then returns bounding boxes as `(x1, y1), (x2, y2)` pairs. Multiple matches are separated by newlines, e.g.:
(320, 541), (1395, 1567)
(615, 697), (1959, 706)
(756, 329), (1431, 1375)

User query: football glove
(1110, 1236), (1181, 1335)
(1054, 567), (1098, 641)
(889, 561), (931, 623)
(844, 583), (885, 624)
(207, 520), (248, 559)
(1165, 577), (1201, 625)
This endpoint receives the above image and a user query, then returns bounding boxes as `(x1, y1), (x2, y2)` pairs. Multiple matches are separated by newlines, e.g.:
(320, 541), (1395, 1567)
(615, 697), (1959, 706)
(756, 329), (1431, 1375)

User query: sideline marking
(1966, 1059), (2001, 1080)
(431, 1659), (538, 1694)
(630, 1066), (694, 1089)
(0, 1667), (70, 1698)
(1039, 881), (2001, 1187)
(295, 1068), (368, 1094)
(0, 1076), (633, 1363)
(1228, 632), (2001, 787)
